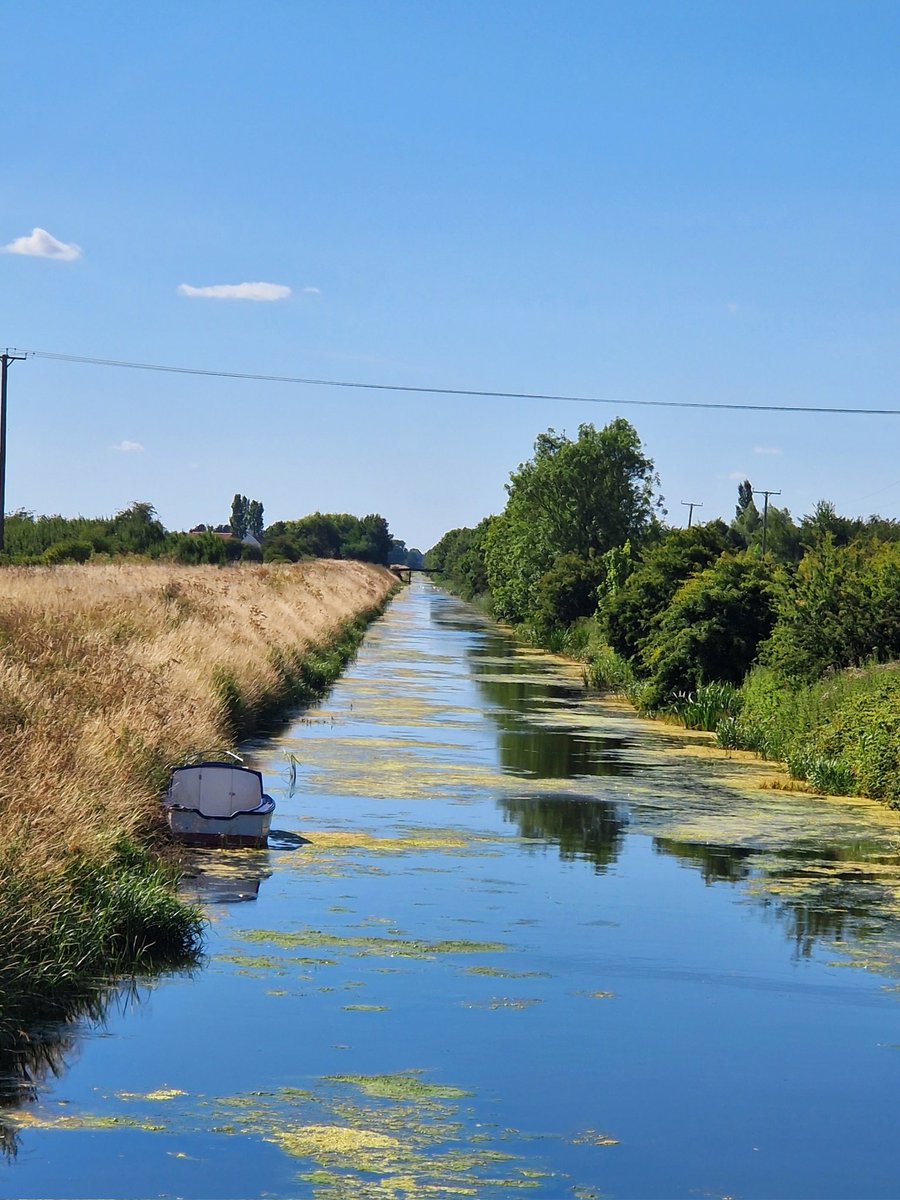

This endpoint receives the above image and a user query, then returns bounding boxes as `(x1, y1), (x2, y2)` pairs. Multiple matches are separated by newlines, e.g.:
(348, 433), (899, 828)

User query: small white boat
(163, 762), (275, 848)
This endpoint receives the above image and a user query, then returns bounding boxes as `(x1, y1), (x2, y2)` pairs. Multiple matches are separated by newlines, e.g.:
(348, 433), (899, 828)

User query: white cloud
(177, 281), (291, 302)
(726, 301), (739, 314)
(112, 440), (144, 453)
(302, 286), (321, 294)
(3, 227), (82, 261)
(726, 471), (748, 480)
(754, 446), (782, 456)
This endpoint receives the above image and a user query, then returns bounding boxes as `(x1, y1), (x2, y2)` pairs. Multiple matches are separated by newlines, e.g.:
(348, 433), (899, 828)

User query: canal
(4, 578), (899, 1198)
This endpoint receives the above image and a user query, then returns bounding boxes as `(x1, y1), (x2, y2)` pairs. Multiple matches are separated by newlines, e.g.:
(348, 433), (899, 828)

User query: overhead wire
(14, 348), (900, 416)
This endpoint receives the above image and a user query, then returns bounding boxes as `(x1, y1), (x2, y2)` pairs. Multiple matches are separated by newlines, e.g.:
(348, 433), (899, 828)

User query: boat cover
(166, 763), (268, 817)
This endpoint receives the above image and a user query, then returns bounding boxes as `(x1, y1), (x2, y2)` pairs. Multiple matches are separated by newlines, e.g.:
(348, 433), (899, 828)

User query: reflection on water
(178, 848), (275, 905)
(0, 979), (160, 1159)
(501, 793), (625, 872)
(653, 838), (758, 885)
(438, 588), (900, 976)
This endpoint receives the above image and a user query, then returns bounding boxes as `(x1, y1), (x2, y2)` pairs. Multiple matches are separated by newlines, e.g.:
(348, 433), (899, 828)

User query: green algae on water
(238, 927), (506, 958)
(324, 1072), (472, 1101)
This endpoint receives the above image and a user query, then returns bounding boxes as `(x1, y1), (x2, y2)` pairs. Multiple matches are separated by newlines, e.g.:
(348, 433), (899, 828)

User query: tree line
(2, 502), (404, 568)
(426, 419), (900, 807)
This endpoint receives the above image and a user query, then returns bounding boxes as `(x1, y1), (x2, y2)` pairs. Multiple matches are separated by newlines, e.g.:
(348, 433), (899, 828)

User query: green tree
(246, 499), (264, 539)
(109, 502), (167, 555)
(484, 420), (663, 623)
(764, 538), (900, 681)
(230, 494), (248, 539)
(642, 553), (780, 703)
(604, 520), (737, 662)
(532, 552), (606, 634)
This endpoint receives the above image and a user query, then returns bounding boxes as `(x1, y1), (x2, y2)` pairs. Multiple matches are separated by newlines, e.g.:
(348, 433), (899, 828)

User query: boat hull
(165, 805), (274, 849)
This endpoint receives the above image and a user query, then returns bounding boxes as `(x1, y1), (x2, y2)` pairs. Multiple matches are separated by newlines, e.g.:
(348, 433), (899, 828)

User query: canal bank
(4, 576), (899, 1199)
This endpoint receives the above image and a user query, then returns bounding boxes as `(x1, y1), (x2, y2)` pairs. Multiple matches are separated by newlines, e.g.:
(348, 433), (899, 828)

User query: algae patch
(324, 1073), (472, 1102)
(238, 927), (506, 958)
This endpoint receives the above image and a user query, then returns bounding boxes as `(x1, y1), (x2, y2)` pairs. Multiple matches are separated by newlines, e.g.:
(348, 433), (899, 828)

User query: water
(4, 579), (900, 1198)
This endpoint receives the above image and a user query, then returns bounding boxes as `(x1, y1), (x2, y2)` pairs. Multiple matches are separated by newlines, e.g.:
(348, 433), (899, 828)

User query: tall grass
(0, 560), (396, 1050)
(668, 683), (742, 732)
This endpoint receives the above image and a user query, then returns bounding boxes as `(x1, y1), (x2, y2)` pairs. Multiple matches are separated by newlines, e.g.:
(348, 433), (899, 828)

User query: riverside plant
(0, 559), (396, 1050)
(667, 683), (743, 732)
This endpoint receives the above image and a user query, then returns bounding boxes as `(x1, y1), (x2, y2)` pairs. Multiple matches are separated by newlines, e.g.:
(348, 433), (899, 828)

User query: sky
(2, 0), (899, 551)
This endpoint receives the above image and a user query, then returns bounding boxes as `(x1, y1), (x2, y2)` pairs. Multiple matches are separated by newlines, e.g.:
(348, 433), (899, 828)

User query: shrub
(42, 540), (92, 565)
(640, 553), (779, 707)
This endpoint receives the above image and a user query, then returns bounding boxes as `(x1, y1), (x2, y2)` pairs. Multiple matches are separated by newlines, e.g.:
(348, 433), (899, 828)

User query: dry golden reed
(0, 560), (396, 869)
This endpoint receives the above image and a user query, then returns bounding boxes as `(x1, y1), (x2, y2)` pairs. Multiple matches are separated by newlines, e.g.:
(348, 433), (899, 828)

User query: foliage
(247, 499), (264, 539)
(640, 553), (779, 705)
(667, 683), (742, 731)
(171, 532), (229, 565)
(231, 493), (248, 539)
(722, 663), (900, 806)
(763, 538), (900, 681)
(603, 520), (737, 661)
(5, 501), (167, 561)
(730, 479), (802, 563)
(424, 518), (493, 601)
(532, 552), (605, 634)
(483, 420), (663, 624)
(230, 495), (264, 540)
(264, 512), (394, 565)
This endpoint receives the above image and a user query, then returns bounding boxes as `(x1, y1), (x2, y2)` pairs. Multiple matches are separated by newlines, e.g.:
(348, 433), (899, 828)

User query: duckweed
(324, 1073), (472, 1101)
(239, 928), (506, 958)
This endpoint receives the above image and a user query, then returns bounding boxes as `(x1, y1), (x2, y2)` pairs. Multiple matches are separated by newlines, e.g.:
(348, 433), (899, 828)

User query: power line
(14, 348), (900, 416)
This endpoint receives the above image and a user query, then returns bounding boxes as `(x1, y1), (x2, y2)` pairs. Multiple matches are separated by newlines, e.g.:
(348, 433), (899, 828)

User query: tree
(484, 420), (663, 623)
(247, 499), (264, 539)
(764, 538), (900, 681)
(731, 479), (761, 547)
(230, 494), (248, 539)
(642, 553), (780, 703)
(603, 520), (737, 661)
(109, 502), (167, 554)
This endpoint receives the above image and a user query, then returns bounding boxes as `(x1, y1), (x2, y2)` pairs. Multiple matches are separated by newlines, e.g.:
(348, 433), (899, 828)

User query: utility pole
(752, 488), (781, 556)
(0, 350), (26, 553)
(681, 500), (703, 529)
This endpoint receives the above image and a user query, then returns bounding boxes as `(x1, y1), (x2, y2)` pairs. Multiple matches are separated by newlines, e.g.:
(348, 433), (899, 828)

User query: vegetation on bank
(3, 502), (419, 568)
(0, 560), (396, 1065)
(426, 420), (900, 808)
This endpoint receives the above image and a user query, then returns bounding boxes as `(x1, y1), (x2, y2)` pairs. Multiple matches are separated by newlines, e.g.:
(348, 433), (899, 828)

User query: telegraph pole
(752, 488), (781, 556)
(681, 500), (703, 528)
(0, 350), (26, 553)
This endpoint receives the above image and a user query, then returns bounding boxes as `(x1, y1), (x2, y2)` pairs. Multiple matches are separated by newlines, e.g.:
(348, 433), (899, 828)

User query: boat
(163, 761), (275, 848)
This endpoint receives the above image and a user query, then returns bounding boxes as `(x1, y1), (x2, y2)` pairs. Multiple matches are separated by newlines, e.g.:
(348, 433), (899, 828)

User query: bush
(42, 540), (92, 564)
(640, 553), (779, 707)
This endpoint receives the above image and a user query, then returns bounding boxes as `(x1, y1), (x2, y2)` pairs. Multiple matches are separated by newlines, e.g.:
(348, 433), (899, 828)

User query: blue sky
(2, 1), (899, 550)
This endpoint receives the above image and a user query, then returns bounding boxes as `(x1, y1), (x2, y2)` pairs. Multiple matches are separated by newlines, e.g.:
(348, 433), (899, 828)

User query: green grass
(718, 662), (900, 805)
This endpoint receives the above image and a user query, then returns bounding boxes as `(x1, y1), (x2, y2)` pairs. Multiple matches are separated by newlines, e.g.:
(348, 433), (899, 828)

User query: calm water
(4, 579), (900, 1198)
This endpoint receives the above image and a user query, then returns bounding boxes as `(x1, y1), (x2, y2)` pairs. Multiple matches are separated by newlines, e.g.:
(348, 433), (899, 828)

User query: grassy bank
(0, 560), (397, 1063)
(580, 631), (900, 808)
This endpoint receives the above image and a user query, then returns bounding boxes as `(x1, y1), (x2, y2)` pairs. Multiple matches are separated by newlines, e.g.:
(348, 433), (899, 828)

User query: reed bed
(0, 559), (396, 1053)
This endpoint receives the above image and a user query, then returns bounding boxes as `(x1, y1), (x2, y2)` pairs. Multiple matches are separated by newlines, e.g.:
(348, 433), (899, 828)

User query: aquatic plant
(667, 682), (743, 732)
